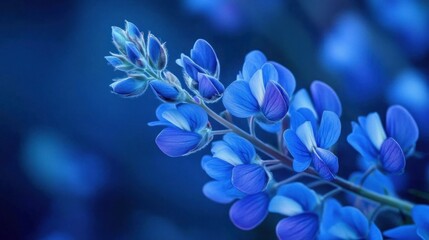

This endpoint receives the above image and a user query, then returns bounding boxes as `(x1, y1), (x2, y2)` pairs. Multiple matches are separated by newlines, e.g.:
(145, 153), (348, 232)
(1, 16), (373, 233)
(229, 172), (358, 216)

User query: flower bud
(147, 33), (168, 70)
(109, 77), (148, 98)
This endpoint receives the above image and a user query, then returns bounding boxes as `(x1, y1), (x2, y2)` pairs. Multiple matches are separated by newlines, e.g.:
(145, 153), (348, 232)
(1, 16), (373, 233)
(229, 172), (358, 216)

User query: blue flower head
(320, 199), (382, 240)
(107, 21), (168, 97)
(223, 51), (296, 129)
(201, 133), (270, 230)
(177, 39), (224, 103)
(149, 103), (212, 157)
(284, 109), (341, 180)
(384, 205), (429, 240)
(291, 80), (342, 119)
(347, 105), (419, 174)
(269, 183), (320, 240)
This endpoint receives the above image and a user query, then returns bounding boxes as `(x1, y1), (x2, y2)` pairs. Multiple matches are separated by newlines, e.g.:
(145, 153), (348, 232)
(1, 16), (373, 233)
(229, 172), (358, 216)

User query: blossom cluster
(106, 21), (428, 239)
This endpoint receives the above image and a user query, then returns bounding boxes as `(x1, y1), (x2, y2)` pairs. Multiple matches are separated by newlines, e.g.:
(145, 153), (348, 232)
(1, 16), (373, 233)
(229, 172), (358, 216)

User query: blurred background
(1, 0), (428, 239)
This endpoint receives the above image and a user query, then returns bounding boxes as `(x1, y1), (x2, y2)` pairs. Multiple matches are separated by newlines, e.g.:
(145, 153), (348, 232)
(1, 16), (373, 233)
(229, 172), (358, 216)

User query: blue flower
(284, 109), (341, 180)
(107, 21), (169, 97)
(384, 205), (429, 240)
(347, 105), (419, 174)
(148, 103), (212, 157)
(201, 133), (270, 230)
(223, 50), (295, 126)
(269, 183), (320, 240)
(177, 39), (224, 102)
(149, 71), (186, 103)
(320, 199), (382, 240)
(291, 80), (342, 119)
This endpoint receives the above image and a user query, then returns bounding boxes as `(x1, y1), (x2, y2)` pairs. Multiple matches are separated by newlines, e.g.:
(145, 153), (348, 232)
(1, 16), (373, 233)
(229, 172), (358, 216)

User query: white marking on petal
(329, 222), (359, 239)
(296, 122), (317, 152)
(269, 196), (303, 216)
(249, 70), (266, 106)
(211, 142), (242, 165)
(162, 110), (191, 131)
(365, 113), (386, 150)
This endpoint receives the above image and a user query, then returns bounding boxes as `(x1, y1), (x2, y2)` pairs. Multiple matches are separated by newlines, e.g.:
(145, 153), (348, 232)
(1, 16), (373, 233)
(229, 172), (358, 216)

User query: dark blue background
(1, 0), (428, 239)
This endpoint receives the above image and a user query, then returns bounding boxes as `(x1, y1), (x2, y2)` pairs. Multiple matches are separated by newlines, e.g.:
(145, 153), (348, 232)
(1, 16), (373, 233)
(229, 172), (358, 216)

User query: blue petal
(347, 121), (379, 160)
(223, 80), (260, 118)
(155, 127), (202, 157)
(229, 192), (269, 230)
(255, 120), (281, 133)
(412, 205), (429, 240)
(125, 20), (141, 40)
(365, 113), (387, 150)
(249, 69), (266, 106)
(191, 39), (219, 76)
(290, 108), (317, 131)
(232, 164), (267, 194)
(384, 225), (420, 240)
(126, 41), (142, 65)
(223, 133), (256, 164)
(275, 182), (319, 212)
(105, 56), (123, 68)
(176, 103), (208, 131)
(284, 130), (312, 172)
(147, 34), (162, 65)
(339, 206), (369, 239)
(269, 196), (304, 216)
(150, 80), (180, 102)
(379, 138), (405, 174)
(203, 180), (244, 204)
(110, 78), (147, 98)
(368, 223), (383, 240)
(270, 61), (296, 96)
(386, 105), (419, 155)
(211, 141), (242, 166)
(310, 81), (342, 117)
(317, 111), (341, 149)
(197, 73), (224, 101)
(290, 89), (318, 119)
(312, 148), (338, 180)
(111, 26), (127, 51)
(242, 50), (267, 81)
(320, 198), (342, 233)
(261, 81), (289, 122)
(181, 54), (203, 81)
(261, 63), (279, 86)
(148, 104), (176, 127)
(276, 213), (319, 240)
(201, 156), (233, 181)
(296, 122), (317, 152)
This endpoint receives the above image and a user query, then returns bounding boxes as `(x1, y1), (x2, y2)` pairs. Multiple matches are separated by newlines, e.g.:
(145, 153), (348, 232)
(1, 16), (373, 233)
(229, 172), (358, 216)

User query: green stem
(197, 102), (415, 214)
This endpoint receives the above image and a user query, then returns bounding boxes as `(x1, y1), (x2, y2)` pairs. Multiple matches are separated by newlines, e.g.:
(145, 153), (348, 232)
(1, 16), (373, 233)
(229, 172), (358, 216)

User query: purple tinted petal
(155, 127), (202, 157)
(386, 105), (419, 154)
(317, 111), (341, 149)
(379, 138), (405, 174)
(203, 181), (244, 204)
(284, 130), (312, 172)
(312, 148), (338, 180)
(201, 156), (233, 181)
(197, 73), (224, 101)
(276, 213), (319, 240)
(223, 80), (259, 118)
(223, 133), (256, 164)
(412, 205), (429, 239)
(191, 39), (219, 76)
(229, 192), (269, 230)
(261, 81), (289, 122)
(176, 103), (208, 131)
(270, 61), (296, 96)
(384, 225), (420, 240)
(347, 122), (379, 160)
(232, 164), (267, 194)
(310, 81), (342, 117)
(242, 50), (267, 81)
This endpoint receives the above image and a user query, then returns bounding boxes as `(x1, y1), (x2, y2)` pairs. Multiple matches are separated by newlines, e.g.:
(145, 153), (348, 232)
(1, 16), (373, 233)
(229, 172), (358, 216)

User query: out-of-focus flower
(201, 133), (270, 230)
(320, 199), (382, 239)
(223, 50), (295, 128)
(384, 205), (429, 240)
(347, 105), (419, 174)
(269, 183), (320, 240)
(149, 103), (212, 157)
(177, 39), (224, 103)
(284, 110), (341, 180)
